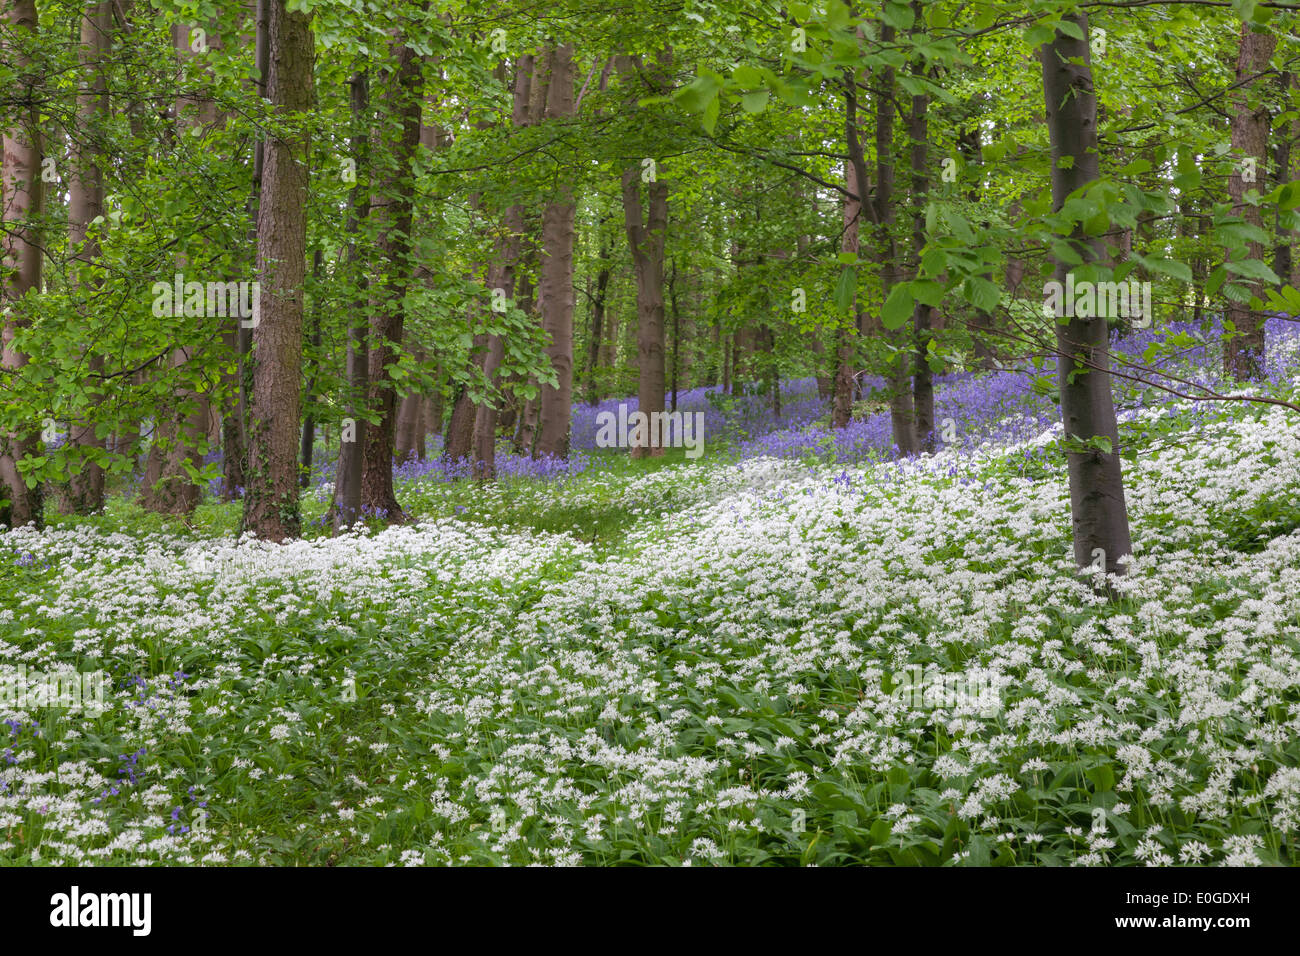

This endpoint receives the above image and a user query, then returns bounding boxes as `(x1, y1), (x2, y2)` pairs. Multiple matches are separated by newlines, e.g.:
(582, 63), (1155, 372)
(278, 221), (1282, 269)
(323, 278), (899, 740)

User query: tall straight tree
(620, 49), (672, 458)
(472, 55), (537, 480)
(223, 0), (271, 501)
(535, 43), (576, 459)
(906, 21), (935, 452)
(1223, 20), (1277, 382)
(835, 38), (873, 430)
(585, 216), (612, 404)
(1040, 12), (1133, 575)
(0, 0), (44, 529)
(243, 0), (314, 540)
(622, 163), (669, 458)
(141, 22), (216, 516)
(57, 1), (112, 514)
(359, 30), (423, 520)
(874, 22), (917, 455)
(331, 70), (370, 532)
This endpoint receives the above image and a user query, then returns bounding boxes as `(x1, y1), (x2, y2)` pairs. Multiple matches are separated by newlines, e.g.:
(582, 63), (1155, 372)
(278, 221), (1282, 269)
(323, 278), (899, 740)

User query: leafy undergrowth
(3, 392), (1300, 866)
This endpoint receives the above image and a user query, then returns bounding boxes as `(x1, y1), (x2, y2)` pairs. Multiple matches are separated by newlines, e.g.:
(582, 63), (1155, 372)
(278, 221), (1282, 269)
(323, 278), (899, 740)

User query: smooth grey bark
(1040, 13), (1134, 576)
(58, 1), (112, 514)
(332, 71), (370, 532)
(0, 0), (44, 529)
(535, 44), (576, 459)
(1224, 22), (1277, 382)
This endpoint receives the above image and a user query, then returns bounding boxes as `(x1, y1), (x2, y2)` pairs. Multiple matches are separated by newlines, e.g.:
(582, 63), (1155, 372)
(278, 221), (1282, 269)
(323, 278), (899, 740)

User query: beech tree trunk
(535, 44), (576, 459)
(140, 347), (208, 515)
(835, 74), (867, 430)
(332, 71), (370, 532)
(622, 165), (669, 457)
(0, 0), (44, 529)
(908, 46), (935, 452)
(395, 388), (422, 465)
(142, 23), (224, 516)
(598, 273), (618, 371)
(472, 55), (536, 480)
(669, 259), (680, 412)
(243, 0), (313, 540)
(298, 247), (323, 487)
(586, 221), (612, 404)
(1040, 13), (1134, 576)
(424, 391), (442, 440)
(959, 123), (998, 368)
(1224, 22), (1277, 382)
(226, 0), (270, 500)
(873, 24), (916, 454)
(359, 34), (422, 521)
(1273, 72), (1293, 298)
(58, 1), (112, 514)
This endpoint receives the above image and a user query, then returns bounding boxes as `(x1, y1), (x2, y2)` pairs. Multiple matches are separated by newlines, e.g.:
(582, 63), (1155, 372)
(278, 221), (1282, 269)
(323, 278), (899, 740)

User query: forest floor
(4, 324), (1300, 865)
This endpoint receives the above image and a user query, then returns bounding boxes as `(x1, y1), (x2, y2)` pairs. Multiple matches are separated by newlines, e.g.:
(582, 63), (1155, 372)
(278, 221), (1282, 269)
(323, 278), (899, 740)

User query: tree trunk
(908, 44), (935, 452)
(598, 274), (619, 371)
(721, 332), (732, 395)
(586, 222), (612, 405)
(243, 0), (313, 540)
(141, 22), (221, 517)
(0, 0), (43, 529)
(359, 34), (422, 521)
(395, 389), (422, 465)
(513, 394), (539, 454)
(228, 0), (270, 500)
(299, 247), (322, 487)
(834, 38), (877, 430)
(535, 44), (576, 459)
(444, 375), (478, 462)
(472, 55), (536, 479)
(57, 1), (112, 514)
(872, 24), (915, 454)
(622, 165), (669, 457)
(425, 390), (442, 439)
(1224, 22), (1277, 382)
(959, 122), (997, 368)
(834, 94), (865, 429)
(332, 71), (370, 532)
(669, 259), (680, 412)
(141, 347), (209, 515)
(1273, 72), (1293, 296)
(1040, 13), (1133, 575)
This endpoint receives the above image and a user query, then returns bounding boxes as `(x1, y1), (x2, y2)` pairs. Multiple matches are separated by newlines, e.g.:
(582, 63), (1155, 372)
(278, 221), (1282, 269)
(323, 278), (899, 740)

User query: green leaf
(1142, 257), (1193, 283)
(965, 276), (1001, 313)
(1025, 23), (1056, 48)
(882, 0), (915, 31)
(701, 97), (721, 135)
(912, 279), (944, 307)
(1056, 19), (1085, 41)
(676, 73), (722, 114)
(1232, 0), (1258, 22)
(882, 284), (914, 330)
(833, 266), (857, 314)
(1086, 763), (1116, 793)
(1224, 258), (1281, 283)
